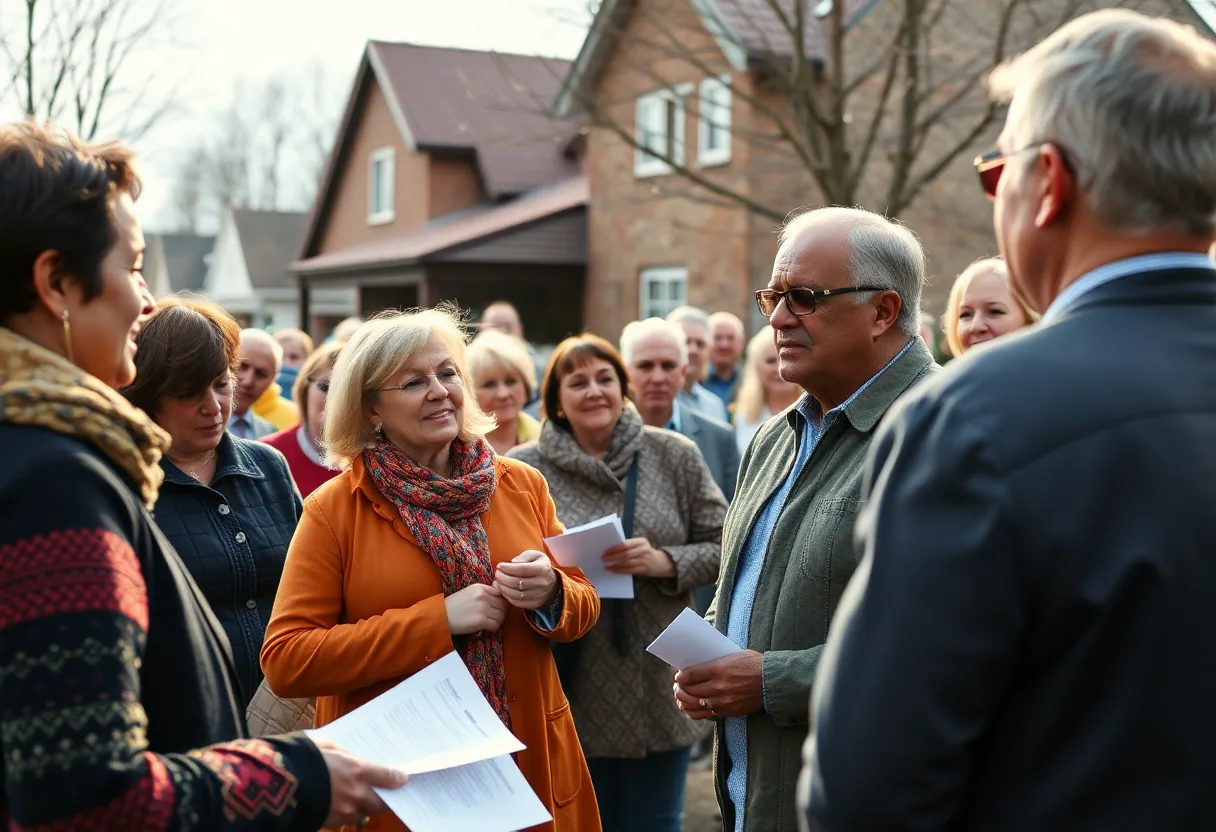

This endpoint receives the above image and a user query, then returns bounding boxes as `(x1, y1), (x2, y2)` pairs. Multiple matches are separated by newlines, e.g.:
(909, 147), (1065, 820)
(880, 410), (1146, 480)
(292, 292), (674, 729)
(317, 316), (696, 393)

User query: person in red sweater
(263, 341), (343, 497)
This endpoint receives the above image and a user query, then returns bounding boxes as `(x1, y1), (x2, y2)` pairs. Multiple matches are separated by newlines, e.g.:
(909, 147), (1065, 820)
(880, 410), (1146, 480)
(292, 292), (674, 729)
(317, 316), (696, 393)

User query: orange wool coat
(260, 455), (602, 832)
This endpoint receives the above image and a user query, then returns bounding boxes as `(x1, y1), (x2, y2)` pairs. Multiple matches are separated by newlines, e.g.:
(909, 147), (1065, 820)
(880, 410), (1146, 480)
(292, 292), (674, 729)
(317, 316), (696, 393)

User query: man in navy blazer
(622, 317), (740, 617)
(801, 10), (1216, 831)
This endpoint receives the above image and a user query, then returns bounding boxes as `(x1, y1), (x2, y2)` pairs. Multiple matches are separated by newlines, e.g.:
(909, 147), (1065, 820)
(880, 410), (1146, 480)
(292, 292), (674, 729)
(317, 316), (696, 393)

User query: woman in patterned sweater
(0, 122), (403, 829)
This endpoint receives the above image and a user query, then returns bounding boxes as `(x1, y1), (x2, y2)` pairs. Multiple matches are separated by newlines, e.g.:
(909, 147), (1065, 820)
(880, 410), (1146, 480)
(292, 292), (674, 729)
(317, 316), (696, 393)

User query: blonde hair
(733, 328), (776, 425)
(292, 341), (343, 424)
(274, 327), (314, 354)
(466, 329), (538, 399)
(942, 257), (1037, 357)
(323, 307), (494, 468)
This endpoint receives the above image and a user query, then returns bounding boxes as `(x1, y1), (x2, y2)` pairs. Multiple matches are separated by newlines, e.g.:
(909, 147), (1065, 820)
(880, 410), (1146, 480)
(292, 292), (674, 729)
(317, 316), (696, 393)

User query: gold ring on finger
(699, 698), (709, 709)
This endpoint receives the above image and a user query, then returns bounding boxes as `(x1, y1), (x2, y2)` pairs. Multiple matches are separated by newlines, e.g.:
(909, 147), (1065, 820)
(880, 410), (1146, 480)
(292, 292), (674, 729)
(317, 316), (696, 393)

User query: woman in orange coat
(261, 307), (602, 832)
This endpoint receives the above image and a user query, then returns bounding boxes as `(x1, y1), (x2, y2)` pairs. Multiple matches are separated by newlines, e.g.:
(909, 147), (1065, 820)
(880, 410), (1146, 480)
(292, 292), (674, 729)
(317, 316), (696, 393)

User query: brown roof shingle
(370, 42), (584, 197)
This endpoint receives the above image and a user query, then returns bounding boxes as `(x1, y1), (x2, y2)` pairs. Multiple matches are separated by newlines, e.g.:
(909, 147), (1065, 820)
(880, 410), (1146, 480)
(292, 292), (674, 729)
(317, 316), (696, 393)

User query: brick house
(293, 42), (588, 343)
(297, 2), (1212, 342)
(556, 0), (1214, 338)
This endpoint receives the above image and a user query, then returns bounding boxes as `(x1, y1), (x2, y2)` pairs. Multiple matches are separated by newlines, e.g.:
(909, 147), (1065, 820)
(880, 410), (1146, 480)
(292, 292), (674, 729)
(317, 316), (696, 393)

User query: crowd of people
(0, 8), (1214, 832)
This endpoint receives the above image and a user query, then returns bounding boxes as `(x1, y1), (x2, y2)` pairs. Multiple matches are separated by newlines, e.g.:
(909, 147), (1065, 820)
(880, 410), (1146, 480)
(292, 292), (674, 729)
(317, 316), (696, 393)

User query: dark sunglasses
(755, 285), (888, 318)
(310, 377), (331, 395)
(973, 143), (1073, 199)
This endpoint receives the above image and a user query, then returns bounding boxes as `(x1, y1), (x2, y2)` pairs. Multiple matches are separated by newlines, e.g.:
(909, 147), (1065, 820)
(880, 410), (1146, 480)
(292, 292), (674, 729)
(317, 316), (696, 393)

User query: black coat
(802, 266), (1216, 831)
(0, 425), (328, 828)
(153, 433), (302, 705)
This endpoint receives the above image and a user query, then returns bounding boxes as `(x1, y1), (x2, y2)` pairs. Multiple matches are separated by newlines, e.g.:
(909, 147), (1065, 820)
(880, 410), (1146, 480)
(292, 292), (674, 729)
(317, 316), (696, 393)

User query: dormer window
(368, 147), (396, 225)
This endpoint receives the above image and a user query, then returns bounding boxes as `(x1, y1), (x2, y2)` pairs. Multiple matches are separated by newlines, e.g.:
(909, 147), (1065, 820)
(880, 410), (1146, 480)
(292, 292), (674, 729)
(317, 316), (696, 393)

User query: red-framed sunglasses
(973, 143), (1073, 200)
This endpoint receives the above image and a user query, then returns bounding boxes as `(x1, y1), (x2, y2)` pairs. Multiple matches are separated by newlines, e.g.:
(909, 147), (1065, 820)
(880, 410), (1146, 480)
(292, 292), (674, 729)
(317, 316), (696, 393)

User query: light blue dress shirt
(679, 383), (729, 423)
(665, 400), (684, 433)
(1040, 252), (1216, 325)
(723, 340), (913, 832)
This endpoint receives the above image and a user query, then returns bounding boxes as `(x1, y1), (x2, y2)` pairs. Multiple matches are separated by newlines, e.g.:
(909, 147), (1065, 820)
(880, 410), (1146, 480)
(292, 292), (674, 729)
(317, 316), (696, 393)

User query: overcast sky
(0, 0), (591, 232)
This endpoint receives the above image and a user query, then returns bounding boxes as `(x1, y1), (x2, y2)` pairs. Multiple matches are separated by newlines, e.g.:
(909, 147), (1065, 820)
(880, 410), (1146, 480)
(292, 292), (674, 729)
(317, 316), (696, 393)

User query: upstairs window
(639, 267), (688, 319)
(698, 76), (732, 167)
(368, 147), (396, 225)
(635, 85), (691, 178)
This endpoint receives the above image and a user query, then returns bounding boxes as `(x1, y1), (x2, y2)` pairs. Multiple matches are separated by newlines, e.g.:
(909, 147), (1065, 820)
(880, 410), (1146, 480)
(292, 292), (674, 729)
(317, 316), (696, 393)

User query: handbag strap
(608, 452), (641, 656)
(620, 452), (640, 537)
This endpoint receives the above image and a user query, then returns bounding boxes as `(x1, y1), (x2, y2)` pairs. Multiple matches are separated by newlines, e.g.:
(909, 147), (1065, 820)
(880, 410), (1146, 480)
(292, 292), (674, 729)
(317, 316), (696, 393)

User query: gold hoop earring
(61, 309), (75, 364)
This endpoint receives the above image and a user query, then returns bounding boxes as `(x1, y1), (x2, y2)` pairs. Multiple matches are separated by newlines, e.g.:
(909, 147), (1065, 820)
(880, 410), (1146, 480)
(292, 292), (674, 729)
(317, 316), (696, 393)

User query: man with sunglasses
(802, 10), (1216, 832)
(672, 206), (936, 832)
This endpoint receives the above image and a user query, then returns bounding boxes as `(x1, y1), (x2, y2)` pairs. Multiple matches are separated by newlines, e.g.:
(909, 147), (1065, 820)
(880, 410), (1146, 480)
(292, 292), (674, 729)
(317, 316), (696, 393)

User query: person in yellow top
(232, 328), (299, 438)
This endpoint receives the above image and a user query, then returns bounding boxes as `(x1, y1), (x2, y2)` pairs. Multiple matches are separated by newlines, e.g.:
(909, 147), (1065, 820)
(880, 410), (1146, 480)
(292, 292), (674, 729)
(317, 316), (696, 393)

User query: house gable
(313, 73), (429, 256)
(205, 212), (256, 313)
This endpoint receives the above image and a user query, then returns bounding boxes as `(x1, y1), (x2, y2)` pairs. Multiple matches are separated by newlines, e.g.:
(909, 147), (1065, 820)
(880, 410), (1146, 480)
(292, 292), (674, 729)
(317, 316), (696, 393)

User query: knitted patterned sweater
(0, 425), (330, 830)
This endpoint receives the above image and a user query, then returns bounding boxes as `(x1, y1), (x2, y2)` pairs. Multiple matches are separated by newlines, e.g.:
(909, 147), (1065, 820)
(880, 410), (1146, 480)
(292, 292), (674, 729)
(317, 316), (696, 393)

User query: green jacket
(708, 339), (938, 832)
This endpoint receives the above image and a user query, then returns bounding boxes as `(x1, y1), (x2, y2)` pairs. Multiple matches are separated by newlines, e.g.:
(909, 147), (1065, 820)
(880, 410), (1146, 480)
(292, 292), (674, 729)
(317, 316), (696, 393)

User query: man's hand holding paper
(673, 650), (765, 720)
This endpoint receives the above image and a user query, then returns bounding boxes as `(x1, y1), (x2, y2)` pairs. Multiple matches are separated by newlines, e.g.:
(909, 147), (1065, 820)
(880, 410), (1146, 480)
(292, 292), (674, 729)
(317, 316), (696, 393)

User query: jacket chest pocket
(797, 497), (861, 584)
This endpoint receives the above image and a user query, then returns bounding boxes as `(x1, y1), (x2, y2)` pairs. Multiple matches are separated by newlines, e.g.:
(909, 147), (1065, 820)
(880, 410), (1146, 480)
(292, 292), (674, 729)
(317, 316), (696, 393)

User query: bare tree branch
(2, 0), (176, 141)
(542, 0), (1152, 226)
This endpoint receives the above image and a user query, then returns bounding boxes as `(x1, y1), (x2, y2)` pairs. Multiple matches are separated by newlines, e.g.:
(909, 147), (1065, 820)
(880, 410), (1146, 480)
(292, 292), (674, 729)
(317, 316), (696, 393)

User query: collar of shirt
(666, 400), (683, 433)
(1041, 252), (1216, 326)
(794, 338), (916, 432)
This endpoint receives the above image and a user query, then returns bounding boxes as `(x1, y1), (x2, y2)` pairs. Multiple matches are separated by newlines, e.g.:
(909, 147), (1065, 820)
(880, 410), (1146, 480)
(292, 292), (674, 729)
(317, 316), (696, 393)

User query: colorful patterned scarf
(0, 327), (170, 507)
(362, 437), (511, 726)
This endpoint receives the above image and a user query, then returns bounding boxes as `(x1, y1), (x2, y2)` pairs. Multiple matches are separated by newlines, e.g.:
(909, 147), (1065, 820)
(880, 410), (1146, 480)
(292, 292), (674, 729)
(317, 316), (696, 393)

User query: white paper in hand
(647, 607), (742, 670)
(308, 652), (552, 832)
(544, 514), (635, 599)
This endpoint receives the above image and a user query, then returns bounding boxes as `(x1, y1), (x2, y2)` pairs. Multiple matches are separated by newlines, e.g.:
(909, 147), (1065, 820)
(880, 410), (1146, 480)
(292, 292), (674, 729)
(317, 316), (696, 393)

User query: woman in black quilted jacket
(0, 120), (402, 829)
(122, 297), (303, 707)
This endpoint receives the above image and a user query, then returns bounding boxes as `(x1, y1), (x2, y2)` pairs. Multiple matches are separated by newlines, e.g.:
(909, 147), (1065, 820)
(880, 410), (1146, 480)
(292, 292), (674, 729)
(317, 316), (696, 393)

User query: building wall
(316, 78), (431, 254)
(429, 158), (484, 219)
(428, 263), (586, 345)
(583, 0), (755, 340)
(583, 0), (1213, 338)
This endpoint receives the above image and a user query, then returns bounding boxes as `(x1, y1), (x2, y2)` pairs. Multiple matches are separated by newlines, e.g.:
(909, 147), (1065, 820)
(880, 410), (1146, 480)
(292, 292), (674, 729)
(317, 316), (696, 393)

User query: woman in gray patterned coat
(508, 333), (726, 832)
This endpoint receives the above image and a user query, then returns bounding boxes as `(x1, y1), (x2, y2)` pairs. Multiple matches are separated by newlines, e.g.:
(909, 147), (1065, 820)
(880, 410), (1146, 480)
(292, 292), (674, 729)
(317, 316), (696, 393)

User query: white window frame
(698, 75), (732, 167)
(367, 146), (396, 225)
(639, 266), (688, 320)
(634, 83), (693, 179)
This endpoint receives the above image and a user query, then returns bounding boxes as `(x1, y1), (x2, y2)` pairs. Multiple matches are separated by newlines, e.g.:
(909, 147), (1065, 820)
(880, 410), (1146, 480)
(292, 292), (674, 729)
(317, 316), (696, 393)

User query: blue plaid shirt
(723, 340), (913, 831)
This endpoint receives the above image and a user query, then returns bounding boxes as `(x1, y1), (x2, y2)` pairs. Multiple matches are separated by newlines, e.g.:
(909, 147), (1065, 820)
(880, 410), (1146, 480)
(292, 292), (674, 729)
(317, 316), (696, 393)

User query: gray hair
(988, 9), (1216, 237)
(666, 305), (710, 330)
(620, 317), (689, 366)
(240, 327), (284, 372)
(708, 310), (745, 338)
(780, 207), (926, 337)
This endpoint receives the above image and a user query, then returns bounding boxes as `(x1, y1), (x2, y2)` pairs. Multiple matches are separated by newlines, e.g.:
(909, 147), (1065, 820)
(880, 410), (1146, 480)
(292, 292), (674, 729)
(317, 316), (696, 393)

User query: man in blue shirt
(705, 311), (745, 406)
(672, 206), (937, 832)
(667, 306), (730, 423)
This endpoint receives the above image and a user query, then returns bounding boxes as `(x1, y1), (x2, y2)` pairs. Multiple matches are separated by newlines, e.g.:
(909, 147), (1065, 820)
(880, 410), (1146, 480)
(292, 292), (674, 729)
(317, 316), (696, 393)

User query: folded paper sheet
(544, 514), (635, 599)
(646, 606), (743, 670)
(309, 652), (550, 832)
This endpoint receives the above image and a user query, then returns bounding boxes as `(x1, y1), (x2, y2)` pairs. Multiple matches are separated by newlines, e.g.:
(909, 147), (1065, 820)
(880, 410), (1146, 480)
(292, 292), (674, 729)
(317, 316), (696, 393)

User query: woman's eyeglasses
(973, 143), (1073, 200)
(374, 368), (463, 395)
(755, 285), (887, 318)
